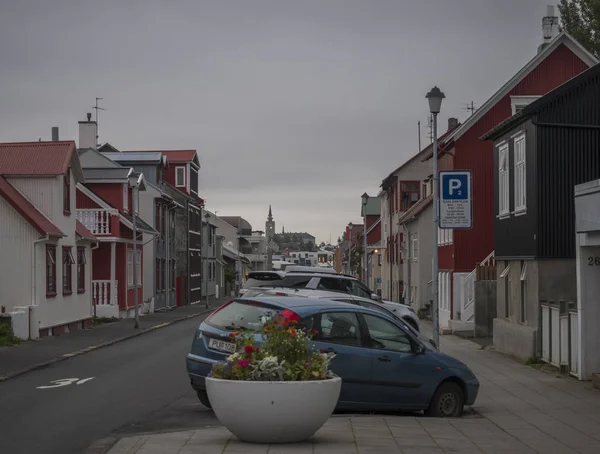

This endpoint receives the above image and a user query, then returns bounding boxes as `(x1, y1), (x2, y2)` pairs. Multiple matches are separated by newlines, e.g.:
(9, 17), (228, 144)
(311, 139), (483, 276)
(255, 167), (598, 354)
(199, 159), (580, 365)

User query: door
(360, 313), (432, 410)
(303, 311), (372, 406)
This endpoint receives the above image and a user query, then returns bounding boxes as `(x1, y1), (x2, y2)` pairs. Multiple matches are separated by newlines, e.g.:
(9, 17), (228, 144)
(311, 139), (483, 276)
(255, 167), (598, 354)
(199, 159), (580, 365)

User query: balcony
(92, 280), (119, 318)
(77, 209), (113, 235)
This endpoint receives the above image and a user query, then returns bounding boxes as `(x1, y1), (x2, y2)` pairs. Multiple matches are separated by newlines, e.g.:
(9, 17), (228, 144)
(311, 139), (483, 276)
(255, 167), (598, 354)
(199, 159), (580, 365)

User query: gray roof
(102, 152), (164, 164)
(83, 167), (131, 181)
(120, 212), (157, 234)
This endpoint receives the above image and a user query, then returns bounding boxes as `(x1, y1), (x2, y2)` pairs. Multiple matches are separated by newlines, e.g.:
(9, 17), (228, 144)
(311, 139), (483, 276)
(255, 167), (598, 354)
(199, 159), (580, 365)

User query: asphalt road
(0, 314), (219, 454)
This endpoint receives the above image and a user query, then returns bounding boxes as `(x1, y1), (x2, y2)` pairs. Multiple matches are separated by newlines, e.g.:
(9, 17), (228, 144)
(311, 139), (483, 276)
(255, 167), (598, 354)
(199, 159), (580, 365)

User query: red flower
(237, 360), (250, 368)
(244, 345), (255, 354)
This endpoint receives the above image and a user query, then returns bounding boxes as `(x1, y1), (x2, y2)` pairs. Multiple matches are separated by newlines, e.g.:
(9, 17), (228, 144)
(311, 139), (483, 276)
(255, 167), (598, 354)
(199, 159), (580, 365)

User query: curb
(0, 308), (213, 383)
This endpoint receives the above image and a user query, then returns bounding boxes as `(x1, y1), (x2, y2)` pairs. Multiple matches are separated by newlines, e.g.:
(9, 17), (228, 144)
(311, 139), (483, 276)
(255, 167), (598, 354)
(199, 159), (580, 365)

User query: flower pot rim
(206, 375), (341, 385)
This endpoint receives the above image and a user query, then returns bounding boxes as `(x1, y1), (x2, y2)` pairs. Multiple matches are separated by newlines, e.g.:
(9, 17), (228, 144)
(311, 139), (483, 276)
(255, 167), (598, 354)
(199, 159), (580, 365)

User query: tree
(558, 0), (600, 57)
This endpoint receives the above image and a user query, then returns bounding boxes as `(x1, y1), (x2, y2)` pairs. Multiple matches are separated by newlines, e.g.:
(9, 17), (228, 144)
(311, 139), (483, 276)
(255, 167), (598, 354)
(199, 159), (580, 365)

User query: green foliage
(92, 316), (119, 326)
(224, 263), (237, 285)
(559, 0), (600, 57)
(0, 319), (24, 347)
(209, 314), (335, 382)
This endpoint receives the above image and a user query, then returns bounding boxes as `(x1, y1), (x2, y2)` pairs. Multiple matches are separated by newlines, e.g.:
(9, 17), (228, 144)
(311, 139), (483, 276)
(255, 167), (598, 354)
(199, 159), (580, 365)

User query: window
(363, 313), (412, 353)
(514, 134), (526, 212)
(349, 280), (373, 299)
(498, 143), (509, 217)
(63, 168), (71, 215)
(156, 258), (161, 292)
(175, 166), (186, 187)
(438, 227), (453, 245)
(400, 182), (420, 211)
(77, 247), (86, 293)
(62, 246), (75, 295)
(510, 96), (541, 115)
(46, 245), (57, 297)
(500, 262), (511, 318)
(520, 261), (527, 323)
(123, 184), (129, 212)
(317, 312), (362, 347)
(411, 236), (418, 261)
(127, 250), (134, 287)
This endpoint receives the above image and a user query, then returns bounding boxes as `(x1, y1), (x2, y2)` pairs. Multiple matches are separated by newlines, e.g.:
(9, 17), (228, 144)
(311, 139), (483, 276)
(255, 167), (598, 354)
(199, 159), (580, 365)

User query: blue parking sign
(439, 170), (472, 229)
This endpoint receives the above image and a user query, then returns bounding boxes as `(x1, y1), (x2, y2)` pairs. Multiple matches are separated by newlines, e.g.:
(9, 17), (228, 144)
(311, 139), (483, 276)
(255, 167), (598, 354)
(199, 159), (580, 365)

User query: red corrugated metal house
(423, 29), (597, 333)
(0, 139), (98, 339)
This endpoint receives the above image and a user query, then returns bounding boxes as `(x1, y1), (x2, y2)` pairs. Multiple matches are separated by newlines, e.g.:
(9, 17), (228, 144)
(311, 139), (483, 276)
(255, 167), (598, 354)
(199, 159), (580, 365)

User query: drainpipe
(32, 236), (50, 339)
(389, 192), (393, 299)
(401, 224), (411, 306)
(91, 240), (100, 318)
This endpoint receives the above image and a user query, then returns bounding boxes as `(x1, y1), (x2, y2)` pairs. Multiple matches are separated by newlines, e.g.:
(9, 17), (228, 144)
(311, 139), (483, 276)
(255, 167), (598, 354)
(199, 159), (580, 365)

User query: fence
(540, 300), (578, 377)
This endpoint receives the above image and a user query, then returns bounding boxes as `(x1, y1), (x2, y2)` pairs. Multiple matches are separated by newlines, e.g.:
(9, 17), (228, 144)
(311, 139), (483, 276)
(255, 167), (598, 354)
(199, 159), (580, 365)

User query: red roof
(76, 220), (97, 242)
(0, 176), (64, 237)
(0, 141), (76, 176)
(125, 149), (197, 163)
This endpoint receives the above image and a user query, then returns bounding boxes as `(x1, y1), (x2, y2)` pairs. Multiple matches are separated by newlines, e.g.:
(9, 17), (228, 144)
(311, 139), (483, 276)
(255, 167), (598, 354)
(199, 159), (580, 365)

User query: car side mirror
(371, 293), (381, 301)
(413, 344), (426, 355)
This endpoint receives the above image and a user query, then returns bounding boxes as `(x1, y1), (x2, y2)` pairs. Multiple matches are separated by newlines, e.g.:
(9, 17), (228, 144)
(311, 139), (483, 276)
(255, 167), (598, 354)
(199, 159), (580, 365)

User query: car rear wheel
(426, 381), (464, 417)
(197, 390), (212, 409)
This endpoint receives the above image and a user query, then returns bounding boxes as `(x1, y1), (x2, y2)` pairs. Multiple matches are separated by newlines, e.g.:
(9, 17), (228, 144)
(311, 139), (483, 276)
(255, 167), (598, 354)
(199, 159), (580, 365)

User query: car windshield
(242, 272), (284, 289)
(205, 300), (283, 331)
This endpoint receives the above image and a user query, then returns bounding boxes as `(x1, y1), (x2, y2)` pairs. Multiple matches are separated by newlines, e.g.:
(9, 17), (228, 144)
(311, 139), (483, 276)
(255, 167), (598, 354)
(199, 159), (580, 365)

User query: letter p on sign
(449, 179), (462, 196)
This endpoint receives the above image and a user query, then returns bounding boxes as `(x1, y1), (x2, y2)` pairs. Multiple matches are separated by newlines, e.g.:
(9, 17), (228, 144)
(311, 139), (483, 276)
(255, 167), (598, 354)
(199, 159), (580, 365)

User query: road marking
(37, 377), (95, 389)
(150, 322), (170, 330)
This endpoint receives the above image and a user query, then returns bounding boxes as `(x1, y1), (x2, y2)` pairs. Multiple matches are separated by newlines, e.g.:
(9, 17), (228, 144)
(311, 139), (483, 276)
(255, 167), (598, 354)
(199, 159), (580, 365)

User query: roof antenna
(462, 101), (477, 116)
(93, 97), (106, 148)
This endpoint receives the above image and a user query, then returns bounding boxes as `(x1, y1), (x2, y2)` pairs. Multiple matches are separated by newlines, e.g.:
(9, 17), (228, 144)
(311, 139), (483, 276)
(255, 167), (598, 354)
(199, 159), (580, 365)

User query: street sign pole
(432, 113), (440, 348)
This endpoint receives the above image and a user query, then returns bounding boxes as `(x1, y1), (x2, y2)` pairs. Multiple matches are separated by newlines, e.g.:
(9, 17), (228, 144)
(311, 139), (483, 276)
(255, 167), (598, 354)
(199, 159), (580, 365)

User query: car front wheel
(197, 390), (212, 409)
(426, 381), (464, 417)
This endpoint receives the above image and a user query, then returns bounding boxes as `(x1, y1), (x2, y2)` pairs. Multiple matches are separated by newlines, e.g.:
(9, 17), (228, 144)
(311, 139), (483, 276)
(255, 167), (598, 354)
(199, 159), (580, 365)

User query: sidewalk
(101, 323), (600, 454)
(0, 298), (228, 381)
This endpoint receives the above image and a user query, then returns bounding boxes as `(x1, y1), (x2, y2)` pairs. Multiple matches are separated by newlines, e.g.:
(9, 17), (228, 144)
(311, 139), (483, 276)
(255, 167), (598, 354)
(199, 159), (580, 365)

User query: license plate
(208, 338), (237, 354)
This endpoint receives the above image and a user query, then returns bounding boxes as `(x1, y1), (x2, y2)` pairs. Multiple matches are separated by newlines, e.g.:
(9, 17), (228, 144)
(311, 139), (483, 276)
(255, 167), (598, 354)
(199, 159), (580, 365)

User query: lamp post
(426, 86), (445, 348)
(361, 192), (369, 286)
(347, 222), (353, 275)
(205, 211), (211, 308)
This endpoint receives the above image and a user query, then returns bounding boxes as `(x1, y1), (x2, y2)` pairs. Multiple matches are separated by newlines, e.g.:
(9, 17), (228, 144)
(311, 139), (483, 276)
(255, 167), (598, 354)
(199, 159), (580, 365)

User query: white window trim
(411, 238), (418, 262)
(520, 261), (527, 281)
(510, 96), (541, 115)
(438, 227), (454, 246)
(500, 264), (511, 278)
(127, 250), (134, 287)
(175, 166), (186, 188)
(513, 134), (527, 214)
(135, 250), (142, 287)
(498, 142), (510, 218)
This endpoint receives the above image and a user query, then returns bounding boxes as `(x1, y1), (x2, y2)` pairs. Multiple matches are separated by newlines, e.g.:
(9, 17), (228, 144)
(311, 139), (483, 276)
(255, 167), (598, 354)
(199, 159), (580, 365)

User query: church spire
(268, 204), (273, 221)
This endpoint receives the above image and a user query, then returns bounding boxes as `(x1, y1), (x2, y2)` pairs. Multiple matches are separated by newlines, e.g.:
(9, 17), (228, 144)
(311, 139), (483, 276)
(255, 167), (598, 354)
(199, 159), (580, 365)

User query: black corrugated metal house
(481, 63), (600, 361)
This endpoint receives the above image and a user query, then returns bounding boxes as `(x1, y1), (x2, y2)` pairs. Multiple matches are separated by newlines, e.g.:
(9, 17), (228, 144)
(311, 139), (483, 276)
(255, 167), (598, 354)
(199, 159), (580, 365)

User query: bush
(0, 319), (24, 347)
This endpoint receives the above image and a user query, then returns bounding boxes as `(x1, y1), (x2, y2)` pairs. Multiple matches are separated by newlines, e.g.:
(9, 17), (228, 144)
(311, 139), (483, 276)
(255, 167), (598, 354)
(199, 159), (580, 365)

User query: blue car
(186, 297), (479, 417)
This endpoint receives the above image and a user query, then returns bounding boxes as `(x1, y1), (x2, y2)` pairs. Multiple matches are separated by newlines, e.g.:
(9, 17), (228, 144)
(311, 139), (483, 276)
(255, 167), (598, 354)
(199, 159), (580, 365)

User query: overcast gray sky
(0, 0), (558, 243)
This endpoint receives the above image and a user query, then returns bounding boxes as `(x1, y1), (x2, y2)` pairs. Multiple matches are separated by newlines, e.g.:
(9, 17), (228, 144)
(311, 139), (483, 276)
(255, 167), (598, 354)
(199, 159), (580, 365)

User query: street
(0, 315), (217, 454)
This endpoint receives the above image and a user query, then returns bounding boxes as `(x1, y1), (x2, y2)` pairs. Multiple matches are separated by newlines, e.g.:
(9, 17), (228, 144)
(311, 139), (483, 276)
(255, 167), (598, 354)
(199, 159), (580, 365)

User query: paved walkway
(0, 298), (228, 381)
(104, 323), (600, 454)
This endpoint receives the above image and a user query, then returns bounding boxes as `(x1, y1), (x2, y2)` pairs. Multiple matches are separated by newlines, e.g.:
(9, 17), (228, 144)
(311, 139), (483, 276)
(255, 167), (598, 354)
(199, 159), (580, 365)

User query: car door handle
(378, 355), (391, 363)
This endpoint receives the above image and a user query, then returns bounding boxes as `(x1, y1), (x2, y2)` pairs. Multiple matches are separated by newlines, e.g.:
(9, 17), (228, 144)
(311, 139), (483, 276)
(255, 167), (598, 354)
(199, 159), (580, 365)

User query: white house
(0, 138), (97, 339)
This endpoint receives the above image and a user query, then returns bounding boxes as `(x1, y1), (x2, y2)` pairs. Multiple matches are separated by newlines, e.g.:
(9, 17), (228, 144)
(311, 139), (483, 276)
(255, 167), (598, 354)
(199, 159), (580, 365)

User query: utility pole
(93, 97), (106, 147)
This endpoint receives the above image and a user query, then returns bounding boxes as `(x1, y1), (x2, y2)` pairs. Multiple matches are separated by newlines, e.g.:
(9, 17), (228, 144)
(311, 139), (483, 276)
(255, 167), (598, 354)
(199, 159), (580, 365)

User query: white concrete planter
(205, 376), (342, 444)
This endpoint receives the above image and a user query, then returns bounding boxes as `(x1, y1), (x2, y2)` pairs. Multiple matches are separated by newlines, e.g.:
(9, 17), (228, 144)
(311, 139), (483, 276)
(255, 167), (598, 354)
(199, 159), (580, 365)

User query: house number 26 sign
(37, 377), (95, 389)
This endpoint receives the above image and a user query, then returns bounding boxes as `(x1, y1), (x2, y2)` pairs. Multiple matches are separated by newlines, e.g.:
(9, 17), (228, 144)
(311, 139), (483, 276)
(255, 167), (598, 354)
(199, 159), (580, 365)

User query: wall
(86, 183), (125, 211)
(0, 196), (36, 313)
(474, 281), (496, 338)
(7, 177), (55, 220)
(416, 205), (433, 309)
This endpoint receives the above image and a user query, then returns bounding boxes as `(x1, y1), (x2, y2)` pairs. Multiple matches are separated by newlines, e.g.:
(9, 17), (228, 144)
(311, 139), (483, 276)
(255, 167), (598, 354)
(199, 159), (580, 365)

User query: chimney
(78, 113), (98, 150)
(51, 127), (59, 141)
(538, 5), (559, 54)
(447, 117), (458, 131)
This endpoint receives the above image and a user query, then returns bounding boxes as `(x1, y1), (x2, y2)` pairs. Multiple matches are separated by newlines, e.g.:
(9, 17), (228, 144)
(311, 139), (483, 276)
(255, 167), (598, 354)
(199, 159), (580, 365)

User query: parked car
(239, 271), (285, 296)
(285, 265), (338, 274)
(187, 296), (479, 417)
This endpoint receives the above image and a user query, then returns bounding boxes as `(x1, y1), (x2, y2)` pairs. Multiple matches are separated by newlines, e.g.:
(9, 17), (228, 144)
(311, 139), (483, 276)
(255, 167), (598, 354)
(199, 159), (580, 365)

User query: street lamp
(426, 85), (445, 348)
(205, 211), (211, 308)
(361, 192), (369, 286)
(348, 222), (353, 275)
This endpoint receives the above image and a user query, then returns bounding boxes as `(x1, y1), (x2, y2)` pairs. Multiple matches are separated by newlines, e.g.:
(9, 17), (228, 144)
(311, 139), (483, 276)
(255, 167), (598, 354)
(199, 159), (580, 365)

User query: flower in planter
(209, 315), (335, 382)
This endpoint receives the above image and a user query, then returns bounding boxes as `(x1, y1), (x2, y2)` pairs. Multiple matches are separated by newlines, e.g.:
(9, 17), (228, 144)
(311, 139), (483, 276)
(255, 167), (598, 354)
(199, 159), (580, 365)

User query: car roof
(284, 272), (354, 280)
(285, 266), (337, 274)
(235, 296), (386, 318)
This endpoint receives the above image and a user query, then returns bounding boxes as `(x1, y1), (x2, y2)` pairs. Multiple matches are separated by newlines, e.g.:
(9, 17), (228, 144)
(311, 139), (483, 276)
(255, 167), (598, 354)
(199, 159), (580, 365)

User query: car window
(349, 280), (372, 299)
(317, 277), (346, 292)
(313, 312), (362, 347)
(281, 275), (313, 288)
(330, 298), (358, 305)
(363, 314), (413, 353)
(206, 301), (282, 331)
(358, 300), (394, 317)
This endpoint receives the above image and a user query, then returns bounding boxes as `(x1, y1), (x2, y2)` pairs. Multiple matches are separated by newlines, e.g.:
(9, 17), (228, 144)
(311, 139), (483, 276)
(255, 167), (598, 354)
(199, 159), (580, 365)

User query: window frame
(399, 181), (420, 212)
(498, 142), (510, 218)
(411, 236), (419, 262)
(46, 245), (57, 297)
(513, 133), (527, 214)
(175, 166), (186, 188)
(311, 311), (364, 348)
(127, 249), (134, 288)
(77, 247), (86, 293)
(63, 168), (71, 216)
(62, 246), (75, 295)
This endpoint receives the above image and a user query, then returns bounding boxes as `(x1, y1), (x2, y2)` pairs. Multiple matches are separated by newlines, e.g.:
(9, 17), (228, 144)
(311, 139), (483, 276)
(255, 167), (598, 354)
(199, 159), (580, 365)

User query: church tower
(266, 205), (275, 269)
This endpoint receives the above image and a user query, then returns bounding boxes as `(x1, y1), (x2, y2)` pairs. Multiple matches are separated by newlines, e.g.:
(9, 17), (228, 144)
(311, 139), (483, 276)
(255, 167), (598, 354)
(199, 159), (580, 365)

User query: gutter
(531, 119), (600, 129)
